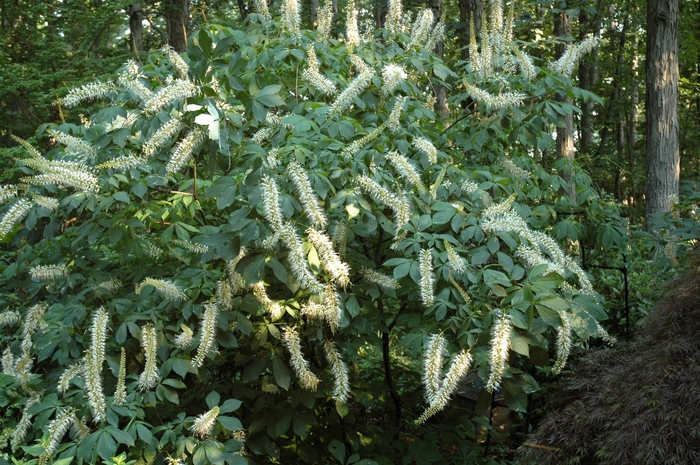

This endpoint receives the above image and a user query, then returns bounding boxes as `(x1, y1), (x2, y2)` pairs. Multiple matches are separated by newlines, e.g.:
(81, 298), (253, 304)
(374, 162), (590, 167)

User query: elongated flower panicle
(11, 392), (41, 452)
(118, 63), (152, 102)
(260, 175), (285, 231)
(172, 238), (209, 255)
(21, 302), (48, 356)
(56, 362), (83, 394)
(302, 45), (337, 95)
(381, 64), (407, 97)
(90, 308), (108, 369)
(252, 0), (270, 19)
(425, 14), (445, 52)
(1, 346), (16, 375)
(596, 321), (617, 346)
(306, 228), (350, 287)
(31, 194), (60, 212)
(251, 282), (284, 320)
(282, 326), (320, 391)
(113, 347), (127, 405)
(449, 271), (472, 305)
(422, 334), (446, 404)
(551, 36), (599, 77)
(386, 96), (406, 133)
(323, 340), (350, 403)
(461, 180), (480, 195)
(95, 152), (148, 170)
(341, 124), (385, 159)
(21, 156), (99, 193)
(0, 185), (18, 204)
(444, 241), (467, 275)
(331, 220), (348, 257)
(143, 118), (184, 157)
(281, 0), (301, 37)
(552, 311), (572, 375)
(288, 161), (327, 227)
(409, 9), (434, 48)
(83, 352), (106, 422)
(322, 284), (343, 332)
(144, 80), (197, 114)
(0, 198), (32, 238)
(166, 128), (206, 174)
(192, 302), (220, 368)
(486, 313), (512, 392)
(279, 223), (325, 294)
(70, 414), (90, 440)
(48, 129), (96, 160)
(360, 268), (400, 290)
(29, 264), (68, 282)
(463, 81), (525, 110)
(499, 157), (530, 178)
(317, 0), (334, 40)
(62, 81), (116, 107)
(216, 279), (233, 310)
(138, 323), (159, 391)
(0, 310), (20, 327)
(174, 324), (194, 349)
(330, 55), (374, 114)
(355, 175), (411, 242)
(136, 277), (187, 301)
(419, 249), (435, 308)
(386, 151), (427, 193)
(190, 406), (219, 439)
(386, 0), (403, 34)
(163, 46), (189, 79)
(39, 408), (74, 464)
(416, 350), (473, 424)
(412, 137), (437, 164)
(345, 0), (361, 47)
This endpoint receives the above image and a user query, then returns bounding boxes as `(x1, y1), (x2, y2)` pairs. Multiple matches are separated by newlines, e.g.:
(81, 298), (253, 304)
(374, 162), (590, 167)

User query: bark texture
(645, 0), (680, 230)
(128, 3), (143, 53)
(165, 0), (189, 52)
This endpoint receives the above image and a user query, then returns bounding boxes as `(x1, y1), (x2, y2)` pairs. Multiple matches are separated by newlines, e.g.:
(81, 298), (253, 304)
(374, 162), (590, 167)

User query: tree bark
(165, 0), (189, 52)
(645, 0), (680, 230)
(577, 7), (598, 155)
(429, 0), (448, 120)
(554, 9), (576, 201)
(458, 0), (482, 61)
(129, 3), (144, 53)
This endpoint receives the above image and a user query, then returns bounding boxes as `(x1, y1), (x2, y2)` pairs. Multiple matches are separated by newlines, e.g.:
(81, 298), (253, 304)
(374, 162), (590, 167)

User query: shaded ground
(518, 260), (700, 464)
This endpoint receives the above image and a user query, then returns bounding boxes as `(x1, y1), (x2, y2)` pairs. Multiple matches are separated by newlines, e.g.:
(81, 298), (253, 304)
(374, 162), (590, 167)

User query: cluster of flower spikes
(462, 0), (598, 112)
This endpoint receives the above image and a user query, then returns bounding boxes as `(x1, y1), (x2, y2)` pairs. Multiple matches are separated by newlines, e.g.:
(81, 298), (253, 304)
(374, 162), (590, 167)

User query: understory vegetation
(1, 1), (699, 464)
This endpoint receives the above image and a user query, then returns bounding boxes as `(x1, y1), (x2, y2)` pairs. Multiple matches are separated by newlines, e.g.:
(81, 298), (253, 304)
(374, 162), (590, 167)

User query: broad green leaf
(272, 354), (291, 390)
(328, 439), (346, 464)
(219, 398), (242, 414)
(206, 391), (221, 409)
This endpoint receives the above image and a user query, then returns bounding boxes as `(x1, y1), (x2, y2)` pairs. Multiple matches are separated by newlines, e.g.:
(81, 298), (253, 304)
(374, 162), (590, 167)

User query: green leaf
(172, 358), (191, 378)
(206, 391), (221, 408)
(105, 425), (135, 447)
(219, 398), (242, 414)
(136, 423), (153, 443)
(272, 354), (291, 390)
(218, 415), (243, 431)
(96, 430), (117, 461)
(112, 191), (130, 203)
(244, 255), (265, 284)
(502, 380), (528, 413)
(328, 439), (346, 463)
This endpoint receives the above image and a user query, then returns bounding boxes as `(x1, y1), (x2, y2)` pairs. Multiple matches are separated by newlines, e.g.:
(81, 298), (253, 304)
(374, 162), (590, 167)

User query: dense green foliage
(1, 1), (699, 464)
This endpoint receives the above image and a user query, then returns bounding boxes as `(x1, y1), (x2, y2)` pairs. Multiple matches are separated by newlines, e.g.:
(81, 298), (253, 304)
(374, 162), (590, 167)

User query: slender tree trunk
(429, 0), (448, 120)
(165, 0), (189, 52)
(129, 3), (144, 53)
(578, 7), (598, 155)
(554, 9), (576, 200)
(645, 0), (680, 230)
(237, 0), (248, 20)
(458, 0), (482, 61)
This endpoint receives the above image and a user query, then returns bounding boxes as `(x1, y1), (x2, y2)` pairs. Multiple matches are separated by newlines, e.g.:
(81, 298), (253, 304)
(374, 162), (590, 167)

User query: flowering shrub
(0, 1), (619, 463)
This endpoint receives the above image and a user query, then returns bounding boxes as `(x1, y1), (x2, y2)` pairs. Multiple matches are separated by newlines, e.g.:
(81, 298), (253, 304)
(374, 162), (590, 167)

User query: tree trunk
(129, 3), (144, 53)
(429, 0), (448, 120)
(165, 0), (189, 52)
(645, 0), (680, 230)
(577, 7), (598, 155)
(554, 9), (576, 200)
(458, 0), (482, 61)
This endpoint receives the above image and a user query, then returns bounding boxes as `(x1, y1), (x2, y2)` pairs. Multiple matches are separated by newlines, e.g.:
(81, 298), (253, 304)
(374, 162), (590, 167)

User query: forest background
(0, 0), (699, 464)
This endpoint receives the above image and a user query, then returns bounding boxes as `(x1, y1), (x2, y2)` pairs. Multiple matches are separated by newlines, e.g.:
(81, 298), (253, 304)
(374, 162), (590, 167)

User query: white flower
(552, 311), (572, 375)
(0, 310), (21, 328)
(282, 326), (320, 391)
(280, 0), (301, 37)
(486, 313), (512, 392)
(330, 55), (375, 114)
(345, 0), (361, 47)
(163, 45), (189, 79)
(48, 129), (96, 160)
(190, 406), (219, 439)
(409, 9), (434, 48)
(0, 185), (18, 204)
(306, 228), (350, 287)
(143, 117), (184, 157)
(419, 249), (435, 308)
(360, 268), (400, 290)
(113, 347), (127, 405)
(386, 0), (403, 34)
(444, 241), (467, 275)
(323, 340), (350, 403)
(317, 0), (334, 40)
(386, 96), (406, 133)
(173, 324), (194, 350)
(138, 323), (159, 391)
(288, 161), (327, 228)
(166, 128), (206, 174)
(412, 137), (437, 164)
(386, 151), (426, 194)
(40, 408), (74, 462)
(62, 81), (116, 108)
(143, 80), (198, 114)
(136, 277), (187, 301)
(0, 199), (33, 238)
(260, 176), (285, 232)
(29, 264), (68, 282)
(11, 392), (41, 452)
(250, 282), (284, 320)
(192, 302), (220, 368)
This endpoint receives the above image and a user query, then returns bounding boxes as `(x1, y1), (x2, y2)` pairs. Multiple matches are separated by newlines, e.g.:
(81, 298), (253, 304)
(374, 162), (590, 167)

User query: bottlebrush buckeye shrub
(0, 1), (616, 463)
